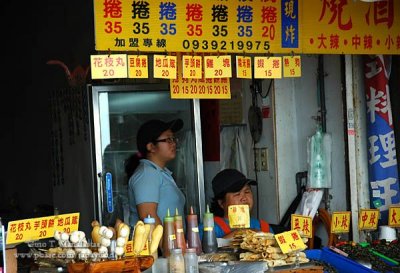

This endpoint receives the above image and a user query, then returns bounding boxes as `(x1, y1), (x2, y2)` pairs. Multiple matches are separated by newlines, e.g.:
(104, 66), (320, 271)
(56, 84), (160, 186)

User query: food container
(198, 261), (268, 273)
(306, 247), (379, 273)
(67, 256), (154, 273)
(379, 226), (398, 242)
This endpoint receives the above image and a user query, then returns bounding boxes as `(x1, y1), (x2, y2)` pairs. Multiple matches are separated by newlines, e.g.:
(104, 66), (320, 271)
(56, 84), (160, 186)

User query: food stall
(15, 0), (398, 272)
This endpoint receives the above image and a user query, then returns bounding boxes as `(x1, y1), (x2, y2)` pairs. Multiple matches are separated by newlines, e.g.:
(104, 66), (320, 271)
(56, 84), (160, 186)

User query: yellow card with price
(228, 205), (250, 229)
(204, 55), (232, 78)
(275, 230), (307, 254)
(6, 213), (79, 244)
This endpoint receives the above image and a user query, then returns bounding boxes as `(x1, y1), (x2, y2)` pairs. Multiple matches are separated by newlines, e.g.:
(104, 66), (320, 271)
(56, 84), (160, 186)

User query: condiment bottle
(201, 205), (218, 253)
(144, 214), (158, 259)
(174, 208), (186, 254)
(162, 208), (176, 258)
(186, 206), (202, 255)
(184, 248), (199, 273)
(168, 248), (185, 273)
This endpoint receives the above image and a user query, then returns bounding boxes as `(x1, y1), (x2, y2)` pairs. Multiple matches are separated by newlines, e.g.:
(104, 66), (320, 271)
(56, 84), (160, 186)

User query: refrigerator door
(88, 84), (205, 227)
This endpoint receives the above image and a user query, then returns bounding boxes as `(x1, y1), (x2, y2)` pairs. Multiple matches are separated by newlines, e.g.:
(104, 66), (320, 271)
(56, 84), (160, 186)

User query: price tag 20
(6, 213), (80, 244)
(274, 230), (307, 254)
(204, 55), (232, 78)
(182, 55), (202, 79)
(128, 55), (148, 78)
(153, 55), (177, 79)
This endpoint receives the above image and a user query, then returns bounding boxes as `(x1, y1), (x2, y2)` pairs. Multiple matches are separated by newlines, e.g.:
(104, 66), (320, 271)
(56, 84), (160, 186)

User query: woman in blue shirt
(127, 119), (186, 228)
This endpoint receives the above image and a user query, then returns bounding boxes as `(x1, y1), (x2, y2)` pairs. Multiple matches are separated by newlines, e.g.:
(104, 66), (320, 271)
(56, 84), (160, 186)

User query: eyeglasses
(153, 136), (179, 144)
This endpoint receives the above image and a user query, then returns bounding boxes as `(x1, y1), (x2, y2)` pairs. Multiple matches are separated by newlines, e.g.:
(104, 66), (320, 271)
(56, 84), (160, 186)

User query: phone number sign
(94, 0), (299, 53)
(6, 213), (80, 244)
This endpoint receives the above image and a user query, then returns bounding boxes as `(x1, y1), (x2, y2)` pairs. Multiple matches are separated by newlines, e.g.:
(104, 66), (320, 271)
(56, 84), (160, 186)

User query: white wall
(204, 55), (348, 228)
(272, 55), (347, 221)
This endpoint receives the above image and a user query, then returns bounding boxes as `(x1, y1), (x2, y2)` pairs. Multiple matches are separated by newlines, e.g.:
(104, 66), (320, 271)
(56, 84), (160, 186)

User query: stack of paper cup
(378, 225), (397, 242)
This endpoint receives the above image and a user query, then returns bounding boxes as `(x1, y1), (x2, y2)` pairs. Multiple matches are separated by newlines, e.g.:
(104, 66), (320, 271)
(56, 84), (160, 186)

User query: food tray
(199, 261), (268, 273)
(67, 256), (154, 273)
(305, 247), (379, 273)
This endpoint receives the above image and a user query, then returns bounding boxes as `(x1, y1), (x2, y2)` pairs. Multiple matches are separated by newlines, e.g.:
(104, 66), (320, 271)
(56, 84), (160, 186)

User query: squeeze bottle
(201, 205), (218, 253)
(143, 214), (157, 259)
(174, 208), (186, 254)
(186, 206), (202, 255)
(162, 208), (176, 257)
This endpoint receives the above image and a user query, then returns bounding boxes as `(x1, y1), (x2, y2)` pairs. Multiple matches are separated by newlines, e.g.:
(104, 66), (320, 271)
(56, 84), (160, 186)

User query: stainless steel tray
(199, 261), (269, 273)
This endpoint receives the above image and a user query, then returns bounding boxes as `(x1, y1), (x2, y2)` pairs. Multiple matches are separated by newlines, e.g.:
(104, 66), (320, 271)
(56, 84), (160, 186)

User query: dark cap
(137, 119), (183, 154)
(212, 169), (257, 198)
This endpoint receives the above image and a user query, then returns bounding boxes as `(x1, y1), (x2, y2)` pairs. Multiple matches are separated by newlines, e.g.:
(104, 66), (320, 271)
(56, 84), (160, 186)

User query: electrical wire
(256, 79), (274, 99)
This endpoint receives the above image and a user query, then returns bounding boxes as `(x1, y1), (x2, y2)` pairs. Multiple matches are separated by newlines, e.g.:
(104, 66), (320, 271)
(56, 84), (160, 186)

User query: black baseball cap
(212, 169), (257, 198)
(137, 119), (183, 154)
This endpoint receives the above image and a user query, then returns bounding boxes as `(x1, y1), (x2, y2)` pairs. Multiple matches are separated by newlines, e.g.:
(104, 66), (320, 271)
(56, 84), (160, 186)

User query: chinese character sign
(228, 205), (250, 229)
(302, 0), (400, 54)
(388, 206), (400, 227)
(91, 54), (128, 79)
(358, 209), (380, 230)
(6, 213), (80, 244)
(170, 53), (230, 99)
(274, 230), (306, 254)
(364, 55), (400, 224)
(291, 214), (312, 238)
(93, 0), (297, 53)
(331, 211), (351, 234)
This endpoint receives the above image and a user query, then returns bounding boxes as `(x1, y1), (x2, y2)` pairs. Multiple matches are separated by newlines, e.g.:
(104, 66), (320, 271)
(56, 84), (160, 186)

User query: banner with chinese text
(364, 55), (400, 224)
(6, 213), (80, 244)
(302, 0), (400, 54)
(94, 0), (400, 54)
(94, 0), (299, 53)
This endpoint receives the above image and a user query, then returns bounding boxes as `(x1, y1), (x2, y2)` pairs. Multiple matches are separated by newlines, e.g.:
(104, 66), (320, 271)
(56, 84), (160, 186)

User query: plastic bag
(307, 126), (332, 188)
(295, 189), (324, 219)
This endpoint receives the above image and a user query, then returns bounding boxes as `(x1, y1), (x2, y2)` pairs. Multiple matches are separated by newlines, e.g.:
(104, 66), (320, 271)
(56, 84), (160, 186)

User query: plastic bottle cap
(164, 208), (174, 222)
(174, 208), (183, 220)
(171, 248), (183, 254)
(185, 248), (197, 253)
(144, 214), (155, 224)
(203, 204), (213, 219)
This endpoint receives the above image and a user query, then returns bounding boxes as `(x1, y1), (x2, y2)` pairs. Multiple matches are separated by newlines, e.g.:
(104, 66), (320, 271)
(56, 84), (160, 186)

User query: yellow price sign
(90, 54), (128, 79)
(254, 57), (282, 79)
(204, 55), (232, 78)
(331, 211), (351, 234)
(388, 206), (400, 228)
(228, 205), (250, 229)
(275, 230), (307, 254)
(6, 213), (79, 245)
(125, 240), (134, 257)
(291, 214), (312, 238)
(283, 56), (301, 77)
(182, 55), (202, 79)
(128, 55), (148, 78)
(170, 53), (230, 99)
(236, 56), (252, 79)
(153, 55), (177, 79)
(358, 209), (380, 231)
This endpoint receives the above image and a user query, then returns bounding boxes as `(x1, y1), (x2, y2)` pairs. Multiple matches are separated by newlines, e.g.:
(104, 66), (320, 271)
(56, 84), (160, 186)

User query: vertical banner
(364, 55), (400, 224)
